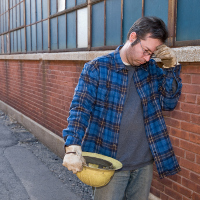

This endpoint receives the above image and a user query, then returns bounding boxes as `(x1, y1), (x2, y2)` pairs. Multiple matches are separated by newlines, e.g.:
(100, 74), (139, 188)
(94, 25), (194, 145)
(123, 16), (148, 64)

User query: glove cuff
(65, 152), (76, 155)
(162, 65), (170, 68)
(65, 145), (82, 156)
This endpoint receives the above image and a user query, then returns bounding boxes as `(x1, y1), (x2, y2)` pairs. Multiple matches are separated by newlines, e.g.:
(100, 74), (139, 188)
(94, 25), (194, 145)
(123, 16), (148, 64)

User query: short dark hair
(127, 16), (168, 45)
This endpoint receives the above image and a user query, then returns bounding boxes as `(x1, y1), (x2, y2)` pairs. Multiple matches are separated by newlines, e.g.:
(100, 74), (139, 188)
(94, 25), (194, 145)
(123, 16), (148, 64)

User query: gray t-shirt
(116, 65), (153, 171)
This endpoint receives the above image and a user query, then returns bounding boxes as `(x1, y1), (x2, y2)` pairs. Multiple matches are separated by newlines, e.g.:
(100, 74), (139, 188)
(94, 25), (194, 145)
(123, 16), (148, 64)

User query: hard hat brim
(82, 152), (122, 170)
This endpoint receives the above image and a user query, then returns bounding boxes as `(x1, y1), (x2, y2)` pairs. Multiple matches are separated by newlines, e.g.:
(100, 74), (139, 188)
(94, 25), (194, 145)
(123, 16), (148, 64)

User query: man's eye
(144, 50), (150, 54)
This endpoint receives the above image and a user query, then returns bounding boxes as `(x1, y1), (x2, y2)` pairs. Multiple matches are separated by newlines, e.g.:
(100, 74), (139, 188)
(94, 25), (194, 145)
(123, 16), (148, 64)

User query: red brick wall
(0, 59), (200, 199)
(0, 59), (84, 137)
(151, 63), (200, 200)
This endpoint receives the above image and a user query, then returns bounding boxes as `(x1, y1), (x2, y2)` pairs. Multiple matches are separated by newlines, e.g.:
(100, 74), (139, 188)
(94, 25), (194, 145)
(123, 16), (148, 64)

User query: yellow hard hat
(76, 152), (122, 187)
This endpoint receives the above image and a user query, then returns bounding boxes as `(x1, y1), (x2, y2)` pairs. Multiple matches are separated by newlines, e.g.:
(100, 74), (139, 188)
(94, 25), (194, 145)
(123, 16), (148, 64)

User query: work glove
(154, 44), (178, 68)
(62, 145), (86, 174)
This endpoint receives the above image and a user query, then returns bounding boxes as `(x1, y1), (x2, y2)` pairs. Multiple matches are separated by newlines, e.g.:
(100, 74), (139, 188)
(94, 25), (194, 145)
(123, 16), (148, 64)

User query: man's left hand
(154, 44), (177, 68)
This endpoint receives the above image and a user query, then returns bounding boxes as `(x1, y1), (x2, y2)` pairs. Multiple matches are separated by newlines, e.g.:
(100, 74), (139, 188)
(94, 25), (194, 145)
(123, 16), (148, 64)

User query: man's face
(125, 33), (163, 66)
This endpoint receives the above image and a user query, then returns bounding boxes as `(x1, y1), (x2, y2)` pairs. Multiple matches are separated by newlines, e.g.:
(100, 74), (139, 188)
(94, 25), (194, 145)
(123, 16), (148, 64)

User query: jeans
(94, 163), (153, 200)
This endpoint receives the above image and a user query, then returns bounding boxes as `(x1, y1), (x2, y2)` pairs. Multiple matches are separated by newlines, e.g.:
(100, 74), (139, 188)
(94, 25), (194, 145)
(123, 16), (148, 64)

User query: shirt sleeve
(63, 60), (99, 146)
(157, 64), (182, 111)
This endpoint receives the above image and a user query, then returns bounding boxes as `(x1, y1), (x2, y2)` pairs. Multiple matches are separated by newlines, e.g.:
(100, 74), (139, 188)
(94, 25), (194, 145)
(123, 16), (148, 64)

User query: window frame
(49, 0), (89, 52)
(170, 0), (200, 47)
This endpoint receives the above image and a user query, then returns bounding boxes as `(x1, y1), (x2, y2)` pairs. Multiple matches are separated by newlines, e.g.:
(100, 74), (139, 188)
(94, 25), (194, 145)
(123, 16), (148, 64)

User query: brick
(169, 136), (180, 147)
(180, 158), (200, 174)
(181, 121), (200, 134)
(150, 187), (160, 199)
(159, 178), (173, 189)
(186, 94), (196, 103)
(170, 128), (190, 140)
(176, 156), (181, 163)
(190, 133), (200, 145)
(192, 192), (200, 200)
(153, 169), (160, 181)
(164, 187), (182, 200)
(160, 193), (168, 200)
(190, 172), (200, 185)
(181, 64), (200, 74)
(165, 117), (181, 129)
(191, 114), (200, 124)
(182, 84), (200, 95)
(179, 93), (186, 102)
(183, 196), (192, 200)
(168, 174), (182, 184)
(170, 110), (191, 122)
(181, 102), (200, 114)
(174, 101), (181, 111)
(151, 179), (164, 191)
(168, 198), (175, 200)
(76, 64), (84, 70)
(173, 146), (185, 158)
(182, 177), (200, 194)
(186, 151), (195, 162)
(173, 182), (192, 198)
(197, 96), (200, 105)
(179, 167), (190, 179)
(163, 110), (171, 117)
(166, 125), (171, 133)
(180, 74), (191, 83)
(180, 140), (200, 155)
(192, 74), (200, 84)
(197, 155), (200, 164)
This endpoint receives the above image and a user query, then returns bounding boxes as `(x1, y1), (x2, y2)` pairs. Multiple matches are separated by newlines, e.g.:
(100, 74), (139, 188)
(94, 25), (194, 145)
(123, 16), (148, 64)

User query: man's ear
(129, 32), (137, 43)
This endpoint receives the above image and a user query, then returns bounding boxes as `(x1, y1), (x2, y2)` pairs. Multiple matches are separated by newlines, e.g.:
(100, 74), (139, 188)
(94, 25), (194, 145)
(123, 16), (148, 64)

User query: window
(106, 0), (121, 46)
(123, 0), (142, 43)
(77, 7), (88, 48)
(0, 0), (24, 53)
(25, 0), (49, 52)
(58, 14), (66, 49)
(58, 0), (65, 12)
(50, 0), (88, 51)
(67, 11), (76, 49)
(176, 0), (200, 46)
(144, 0), (168, 26)
(0, 0), (199, 55)
(92, 1), (104, 47)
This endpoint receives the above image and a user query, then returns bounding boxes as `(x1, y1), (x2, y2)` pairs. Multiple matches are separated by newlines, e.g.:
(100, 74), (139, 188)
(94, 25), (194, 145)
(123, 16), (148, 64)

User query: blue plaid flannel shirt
(63, 46), (182, 178)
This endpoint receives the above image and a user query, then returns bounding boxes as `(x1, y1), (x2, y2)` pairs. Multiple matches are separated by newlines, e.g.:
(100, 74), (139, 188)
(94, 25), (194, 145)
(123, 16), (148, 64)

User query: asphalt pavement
(0, 110), (93, 200)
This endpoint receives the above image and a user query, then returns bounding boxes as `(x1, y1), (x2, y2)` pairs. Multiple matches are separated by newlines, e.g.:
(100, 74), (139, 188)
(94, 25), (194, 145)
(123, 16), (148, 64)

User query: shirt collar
(113, 45), (126, 72)
(113, 45), (149, 72)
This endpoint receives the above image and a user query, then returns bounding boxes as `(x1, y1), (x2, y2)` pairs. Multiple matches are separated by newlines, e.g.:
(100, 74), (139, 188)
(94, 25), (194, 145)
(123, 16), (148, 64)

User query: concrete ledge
(174, 46), (200, 62)
(0, 46), (200, 63)
(0, 50), (112, 61)
(0, 100), (65, 159)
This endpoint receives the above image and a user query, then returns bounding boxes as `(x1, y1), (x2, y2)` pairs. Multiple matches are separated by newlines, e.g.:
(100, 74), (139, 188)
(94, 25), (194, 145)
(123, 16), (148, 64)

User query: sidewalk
(0, 110), (92, 200)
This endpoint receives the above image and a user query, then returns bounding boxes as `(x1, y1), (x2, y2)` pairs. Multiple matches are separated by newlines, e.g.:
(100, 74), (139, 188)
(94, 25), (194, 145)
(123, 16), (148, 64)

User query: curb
(0, 100), (65, 159)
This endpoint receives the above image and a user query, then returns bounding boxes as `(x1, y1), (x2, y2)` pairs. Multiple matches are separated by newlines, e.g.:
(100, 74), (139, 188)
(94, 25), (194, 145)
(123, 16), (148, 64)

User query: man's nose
(144, 55), (151, 62)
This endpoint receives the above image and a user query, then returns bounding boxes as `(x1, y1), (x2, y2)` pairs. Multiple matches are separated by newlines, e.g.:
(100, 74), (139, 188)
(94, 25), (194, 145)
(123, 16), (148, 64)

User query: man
(62, 16), (182, 200)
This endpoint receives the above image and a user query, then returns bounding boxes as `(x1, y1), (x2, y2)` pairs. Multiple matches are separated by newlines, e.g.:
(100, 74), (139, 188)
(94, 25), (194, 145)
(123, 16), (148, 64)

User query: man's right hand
(62, 145), (86, 174)
(154, 44), (177, 68)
